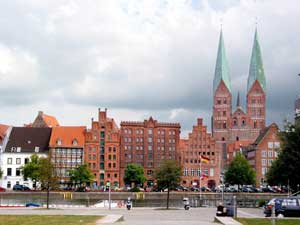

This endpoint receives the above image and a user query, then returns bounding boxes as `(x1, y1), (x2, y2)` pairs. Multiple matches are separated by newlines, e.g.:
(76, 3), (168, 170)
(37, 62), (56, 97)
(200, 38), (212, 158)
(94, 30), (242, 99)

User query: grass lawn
(0, 215), (103, 225)
(237, 218), (300, 225)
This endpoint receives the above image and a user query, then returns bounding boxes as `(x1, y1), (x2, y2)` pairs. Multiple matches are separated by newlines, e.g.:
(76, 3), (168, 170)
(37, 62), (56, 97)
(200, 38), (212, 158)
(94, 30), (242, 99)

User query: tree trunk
(46, 183), (50, 209)
(167, 186), (170, 209)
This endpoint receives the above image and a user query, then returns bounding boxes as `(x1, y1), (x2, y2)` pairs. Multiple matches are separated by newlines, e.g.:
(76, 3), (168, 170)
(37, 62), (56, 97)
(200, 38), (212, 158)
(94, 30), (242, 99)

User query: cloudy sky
(0, 0), (299, 137)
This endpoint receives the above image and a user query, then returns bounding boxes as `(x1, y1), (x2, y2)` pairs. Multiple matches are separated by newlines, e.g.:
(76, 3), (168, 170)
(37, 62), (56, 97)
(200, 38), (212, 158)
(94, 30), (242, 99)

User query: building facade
(0, 127), (51, 189)
(84, 109), (121, 189)
(180, 118), (219, 189)
(49, 126), (86, 187)
(212, 29), (267, 169)
(245, 123), (280, 186)
(120, 117), (180, 187)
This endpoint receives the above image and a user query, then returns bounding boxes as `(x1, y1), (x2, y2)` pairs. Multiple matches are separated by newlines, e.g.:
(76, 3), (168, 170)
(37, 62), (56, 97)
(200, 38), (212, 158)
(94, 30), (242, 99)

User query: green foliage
(21, 154), (41, 189)
(124, 163), (146, 187)
(155, 160), (182, 209)
(266, 123), (300, 191)
(130, 186), (141, 192)
(225, 153), (255, 186)
(69, 164), (94, 186)
(39, 157), (59, 209)
(39, 157), (58, 190)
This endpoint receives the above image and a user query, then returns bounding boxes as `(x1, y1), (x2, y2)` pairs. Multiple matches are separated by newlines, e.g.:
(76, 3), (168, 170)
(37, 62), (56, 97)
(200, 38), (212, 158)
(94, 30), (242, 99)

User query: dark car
(26, 202), (41, 207)
(0, 186), (6, 192)
(275, 197), (300, 217)
(13, 184), (31, 191)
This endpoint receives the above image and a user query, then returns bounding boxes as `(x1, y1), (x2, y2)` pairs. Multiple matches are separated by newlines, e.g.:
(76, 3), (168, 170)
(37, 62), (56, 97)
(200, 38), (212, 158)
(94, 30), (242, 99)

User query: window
(34, 146), (39, 153)
(7, 168), (12, 176)
(184, 168), (189, 176)
(7, 181), (11, 189)
(274, 142), (280, 148)
(16, 158), (21, 164)
(262, 159), (267, 166)
(262, 167), (268, 175)
(100, 173), (104, 180)
(210, 168), (214, 177)
(268, 142), (273, 149)
(148, 129), (153, 135)
(197, 168), (201, 177)
(261, 151), (267, 158)
(56, 139), (62, 146)
(7, 158), (12, 164)
(148, 145), (152, 151)
(16, 168), (21, 176)
(191, 169), (195, 176)
(268, 151), (273, 157)
(148, 154), (153, 159)
(222, 111), (226, 116)
(147, 170), (153, 176)
(148, 137), (152, 143)
(25, 158), (29, 164)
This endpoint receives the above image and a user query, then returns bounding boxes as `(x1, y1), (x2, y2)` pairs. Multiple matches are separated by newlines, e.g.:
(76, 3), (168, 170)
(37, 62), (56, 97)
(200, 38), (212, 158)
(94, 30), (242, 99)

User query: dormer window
(17, 147), (21, 153)
(35, 147), (40, 153)
(72, 139), (78, 146)
(56, 139), (62, 146)
(11, 147), (16, 152)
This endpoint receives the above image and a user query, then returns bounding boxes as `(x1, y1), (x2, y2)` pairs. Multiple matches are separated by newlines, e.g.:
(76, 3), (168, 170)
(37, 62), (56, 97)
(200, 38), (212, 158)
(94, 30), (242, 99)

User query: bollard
(233, 196), (237, 219)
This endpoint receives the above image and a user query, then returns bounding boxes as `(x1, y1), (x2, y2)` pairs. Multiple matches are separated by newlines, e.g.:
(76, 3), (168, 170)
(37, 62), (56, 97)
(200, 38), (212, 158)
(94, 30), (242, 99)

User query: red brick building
(212, 29), (267, 170)
(245, 123), (281, 186)
(84, 109), (120, 188)
(179, 118), (219, 189)
(120, 117), (180, 187)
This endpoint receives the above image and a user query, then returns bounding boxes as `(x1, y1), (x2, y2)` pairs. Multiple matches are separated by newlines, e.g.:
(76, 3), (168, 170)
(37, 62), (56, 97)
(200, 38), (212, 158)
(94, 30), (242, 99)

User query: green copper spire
(213, 30), (232, 93)
(247, 28), (266, 92)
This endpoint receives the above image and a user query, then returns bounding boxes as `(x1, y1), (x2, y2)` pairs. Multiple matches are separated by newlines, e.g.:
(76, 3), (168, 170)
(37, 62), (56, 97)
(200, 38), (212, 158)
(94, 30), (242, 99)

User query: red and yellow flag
(200, 155), (210, 163)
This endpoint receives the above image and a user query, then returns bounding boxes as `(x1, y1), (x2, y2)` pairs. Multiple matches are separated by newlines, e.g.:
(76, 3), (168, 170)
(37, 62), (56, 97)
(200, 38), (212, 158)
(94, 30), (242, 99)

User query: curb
(214, 216), (242, 225)
(96, 214), (124, 224)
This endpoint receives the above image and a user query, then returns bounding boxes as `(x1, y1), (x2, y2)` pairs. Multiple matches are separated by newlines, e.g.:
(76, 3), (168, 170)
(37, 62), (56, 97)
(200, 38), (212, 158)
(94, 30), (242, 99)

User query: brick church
(212, 28), (267, 170)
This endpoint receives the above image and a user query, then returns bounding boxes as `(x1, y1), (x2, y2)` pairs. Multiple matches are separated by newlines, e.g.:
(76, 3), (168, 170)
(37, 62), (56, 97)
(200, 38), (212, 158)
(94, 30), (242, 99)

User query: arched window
(236, 136), (239, 141)
(56, 139), (62, 146)
(72, 139), (78, 146)
(254, 121), (257, 128)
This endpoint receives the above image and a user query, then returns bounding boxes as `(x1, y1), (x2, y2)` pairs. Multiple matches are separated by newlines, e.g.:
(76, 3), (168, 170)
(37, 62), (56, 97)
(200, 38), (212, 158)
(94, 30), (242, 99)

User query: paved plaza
(0, 207), (264, 225)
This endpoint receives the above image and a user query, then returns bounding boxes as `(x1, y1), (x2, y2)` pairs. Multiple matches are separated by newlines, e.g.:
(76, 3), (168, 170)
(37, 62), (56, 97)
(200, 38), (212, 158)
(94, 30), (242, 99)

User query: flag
(200, 155), (210, 163)
(200, 174), (209, 180)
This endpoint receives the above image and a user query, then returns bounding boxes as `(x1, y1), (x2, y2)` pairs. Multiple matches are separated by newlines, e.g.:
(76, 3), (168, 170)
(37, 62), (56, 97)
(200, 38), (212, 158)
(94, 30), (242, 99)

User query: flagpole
(200, 158), (202, 201)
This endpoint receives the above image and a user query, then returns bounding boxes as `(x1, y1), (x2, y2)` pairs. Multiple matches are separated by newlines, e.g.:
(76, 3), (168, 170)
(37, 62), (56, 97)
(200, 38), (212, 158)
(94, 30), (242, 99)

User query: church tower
(212, 29), (232, 142)
(246, 28), (266, 130)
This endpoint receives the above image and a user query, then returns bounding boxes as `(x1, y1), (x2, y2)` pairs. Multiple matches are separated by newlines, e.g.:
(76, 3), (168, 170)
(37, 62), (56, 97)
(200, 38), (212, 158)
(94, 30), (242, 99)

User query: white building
(0, 127), (52, 189)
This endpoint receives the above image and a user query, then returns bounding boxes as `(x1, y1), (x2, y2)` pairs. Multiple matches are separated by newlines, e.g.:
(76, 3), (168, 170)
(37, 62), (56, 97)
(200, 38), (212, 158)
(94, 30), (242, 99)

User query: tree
(0, 167), (3, 179)
(69, 164), (94, 188)
(124, 163), (146, 188)
(155, 160), (182, 209)
(39, 157), (58, 209)
(266, 123), (300, 191)
(225, 153), (255, 189)
(21, 154), (41, 190)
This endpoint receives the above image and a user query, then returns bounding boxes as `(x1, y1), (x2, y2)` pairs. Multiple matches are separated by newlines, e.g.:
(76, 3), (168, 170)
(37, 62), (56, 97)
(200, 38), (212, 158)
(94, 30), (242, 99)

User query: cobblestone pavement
(0, 207), (264, 225)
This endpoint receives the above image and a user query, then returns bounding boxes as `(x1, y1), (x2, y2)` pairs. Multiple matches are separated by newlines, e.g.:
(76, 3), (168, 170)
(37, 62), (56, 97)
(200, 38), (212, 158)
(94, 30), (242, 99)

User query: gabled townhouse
(245, 123), (281, 186)
(49, 126), (86, 187)
(0, 127), (52, 189)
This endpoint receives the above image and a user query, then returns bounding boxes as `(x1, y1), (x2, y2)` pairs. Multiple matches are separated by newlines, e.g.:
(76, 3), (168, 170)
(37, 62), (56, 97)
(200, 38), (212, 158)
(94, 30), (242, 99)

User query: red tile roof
(49, 126), (86, 148)
(0, 124), (9, 139)
(42, 113), (60, 127)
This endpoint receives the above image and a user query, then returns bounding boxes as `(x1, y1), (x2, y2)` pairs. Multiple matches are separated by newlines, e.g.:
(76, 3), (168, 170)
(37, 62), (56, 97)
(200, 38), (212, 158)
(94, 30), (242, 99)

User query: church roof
(213, 30), (232, 93)
(247, 28), (266, 92)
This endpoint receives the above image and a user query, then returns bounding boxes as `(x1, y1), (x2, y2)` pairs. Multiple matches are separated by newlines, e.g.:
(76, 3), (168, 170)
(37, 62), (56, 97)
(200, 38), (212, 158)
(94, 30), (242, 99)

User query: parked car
(175, 186), (188, 192)
(26, 202), (41, 207)
(0, 186), (6, 192)
(275, 197), (300, 217)
(13, 184), (31, 191)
